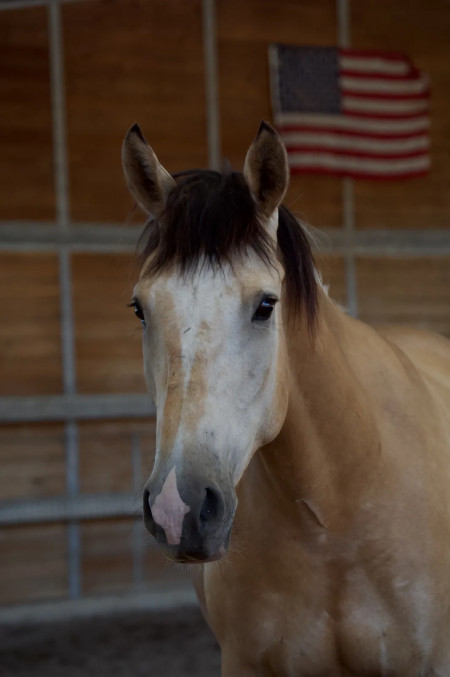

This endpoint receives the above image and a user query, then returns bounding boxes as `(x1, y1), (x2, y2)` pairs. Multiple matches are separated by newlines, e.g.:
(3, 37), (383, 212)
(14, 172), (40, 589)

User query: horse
(122, 120), (450, 676)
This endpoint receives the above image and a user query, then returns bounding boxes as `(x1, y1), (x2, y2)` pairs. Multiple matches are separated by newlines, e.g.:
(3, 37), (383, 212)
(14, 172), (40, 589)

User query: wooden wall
(0, 0), (449, 605)
(351, 0), (450, 230)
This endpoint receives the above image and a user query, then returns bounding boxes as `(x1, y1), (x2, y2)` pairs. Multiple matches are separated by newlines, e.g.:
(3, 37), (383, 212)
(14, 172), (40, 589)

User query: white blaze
(151, 467), (190, 545)
(136, 249), (289, 488)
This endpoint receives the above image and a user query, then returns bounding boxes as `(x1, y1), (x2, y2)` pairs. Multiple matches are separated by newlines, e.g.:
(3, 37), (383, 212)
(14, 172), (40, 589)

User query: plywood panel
(64, 0), (207, 223)
(315, 254), (347, 307)
(72, 253), (145, 393)
(0, 524), (67, 605)
(0, 423), (65, 501)
(81, 518), (184, 595)
(0, 7), (55, 221)
(356, 257), (450, 337)
(81, 519), (134, 595)
(351, 0), (450, 230)
(217, 0), (342, 229)
(0, 253), (62, 396)
(78, 419), (156, 494)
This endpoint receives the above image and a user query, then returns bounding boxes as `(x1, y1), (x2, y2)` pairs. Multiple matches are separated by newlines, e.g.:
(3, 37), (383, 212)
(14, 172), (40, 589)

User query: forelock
(137, 169), (318, 333)
(138, 169), (273, 275)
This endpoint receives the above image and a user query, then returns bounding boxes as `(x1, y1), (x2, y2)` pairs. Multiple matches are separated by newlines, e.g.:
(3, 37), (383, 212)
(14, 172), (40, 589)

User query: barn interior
(0, 0), (449, 675)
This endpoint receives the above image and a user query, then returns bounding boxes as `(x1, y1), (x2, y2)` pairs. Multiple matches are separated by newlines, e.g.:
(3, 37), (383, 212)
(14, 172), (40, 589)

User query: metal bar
(0, 393), (154, 423)
(0, 589), (198, 627)
(65, 422), (81, 598)
(0, 222), (142, 251)
(337, 0), (350, 49)
(2, 222), (450, 255)
(337, 0), (358, 317)
(0, 0), (84, 10)
(202, 0), (221, 170)
(318, 229), (450, 257)
(48, 0), (81, 599)
(49, 0), (69, 230)
(0, 493), (141, 526)
(0, 0), (48, 9)
(342, 179), (358, 316)
(58, 249), (77, 394)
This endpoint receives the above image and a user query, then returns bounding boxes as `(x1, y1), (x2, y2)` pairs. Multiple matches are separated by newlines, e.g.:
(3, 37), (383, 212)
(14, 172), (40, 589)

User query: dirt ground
(0, 606), (221, 677)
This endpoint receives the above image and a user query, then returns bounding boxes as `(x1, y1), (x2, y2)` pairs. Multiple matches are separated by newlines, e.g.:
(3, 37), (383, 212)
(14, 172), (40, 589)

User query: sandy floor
(0, 606), (221, 677)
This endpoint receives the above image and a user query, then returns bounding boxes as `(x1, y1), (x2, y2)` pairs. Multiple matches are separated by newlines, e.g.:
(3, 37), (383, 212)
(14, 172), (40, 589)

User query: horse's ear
(243, 121), (289, 222)
(122, 123), (175, 217)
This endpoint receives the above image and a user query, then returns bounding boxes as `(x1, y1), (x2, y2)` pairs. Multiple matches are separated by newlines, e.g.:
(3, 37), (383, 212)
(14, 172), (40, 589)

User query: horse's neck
(248, 293), (386, 532)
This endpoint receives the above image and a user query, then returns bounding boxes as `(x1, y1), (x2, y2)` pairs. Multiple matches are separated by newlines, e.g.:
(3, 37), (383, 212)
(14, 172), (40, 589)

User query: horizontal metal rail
(0, 589), (199, 626)
(0, 492), (141, 525)
(1, 222), (450, 255)
(0, 0), (85, 11)
(319, 228), (450, 257)
(0, 222), (142, 253)
(0, 393), (155, 423)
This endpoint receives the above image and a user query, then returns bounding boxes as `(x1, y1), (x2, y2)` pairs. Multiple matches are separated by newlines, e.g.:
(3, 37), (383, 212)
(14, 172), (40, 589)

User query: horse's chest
(223, 596), (422, 677)
(244, 600), (405, 677)
(206, 561), (433, 677)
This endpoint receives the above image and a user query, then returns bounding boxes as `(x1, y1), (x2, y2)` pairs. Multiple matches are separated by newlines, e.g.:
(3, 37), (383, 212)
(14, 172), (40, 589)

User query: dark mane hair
(138, 169), (318, 331)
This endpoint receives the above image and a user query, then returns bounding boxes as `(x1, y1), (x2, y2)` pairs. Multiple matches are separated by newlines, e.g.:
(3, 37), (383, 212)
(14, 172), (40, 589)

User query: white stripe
(289, 152), (430, 174)
(340, 75), (429, 96)
(275, 112), (430, 134)
(343, 96), (429, 114)
(281, 132), (429, 154)
(340, 55), (409, 76)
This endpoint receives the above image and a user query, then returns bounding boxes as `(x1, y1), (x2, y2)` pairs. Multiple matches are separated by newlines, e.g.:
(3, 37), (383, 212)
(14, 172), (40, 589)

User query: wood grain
(81, 518), (134, 595)
(351, 0), (450, 230)
(0, 524), (67, 605)
(63, 0), (207, 223)
(72, 252), (145, 393)
(78, 419), (156, 494)
(315, 254), (347, 307)
(0, 423), (65, 501)
(0, 253), (62, 396)
(0, 7), (55, 221)
(357, 256), (450, 337)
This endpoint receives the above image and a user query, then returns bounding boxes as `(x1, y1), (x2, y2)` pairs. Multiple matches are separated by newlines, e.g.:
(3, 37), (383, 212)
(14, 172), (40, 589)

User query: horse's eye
(130, 300), (146, 328)
(253, 296), (277, 322)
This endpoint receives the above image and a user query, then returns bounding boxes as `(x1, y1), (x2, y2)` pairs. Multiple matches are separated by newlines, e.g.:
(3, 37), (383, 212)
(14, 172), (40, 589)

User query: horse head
(122, 121), (317, 563)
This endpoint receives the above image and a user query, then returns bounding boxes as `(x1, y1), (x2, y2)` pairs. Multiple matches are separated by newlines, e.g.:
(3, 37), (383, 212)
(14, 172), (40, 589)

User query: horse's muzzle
(143, 475), (236, 563)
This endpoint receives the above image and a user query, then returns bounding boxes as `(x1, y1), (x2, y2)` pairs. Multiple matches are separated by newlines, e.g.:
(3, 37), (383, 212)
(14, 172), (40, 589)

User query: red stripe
(340, 69), (420, 81)
(341, 88), (430, 101)
(279, 125), (428, 141)
(341, 109), (429, 120)
(286, 147), (428, 161)
(289, 166), (429, 180)
(338, 47), (410, 62)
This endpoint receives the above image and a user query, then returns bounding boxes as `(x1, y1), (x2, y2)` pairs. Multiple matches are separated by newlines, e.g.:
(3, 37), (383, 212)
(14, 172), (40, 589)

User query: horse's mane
(138, 169), (318, 331)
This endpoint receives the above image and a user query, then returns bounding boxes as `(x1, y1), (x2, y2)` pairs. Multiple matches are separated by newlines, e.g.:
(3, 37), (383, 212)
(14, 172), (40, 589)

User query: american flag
(269, 45), (430, 179)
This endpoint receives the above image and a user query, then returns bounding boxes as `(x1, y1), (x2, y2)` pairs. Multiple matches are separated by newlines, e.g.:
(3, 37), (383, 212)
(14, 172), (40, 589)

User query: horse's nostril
(199, 487), (220, 527)
(143, 487), (152, 522)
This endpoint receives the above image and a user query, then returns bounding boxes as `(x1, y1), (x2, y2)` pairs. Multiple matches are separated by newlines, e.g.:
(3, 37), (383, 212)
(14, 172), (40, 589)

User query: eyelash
(252, 296), (278, 322)
(129, 300), (146, 328)
(129, 296), (277, 327)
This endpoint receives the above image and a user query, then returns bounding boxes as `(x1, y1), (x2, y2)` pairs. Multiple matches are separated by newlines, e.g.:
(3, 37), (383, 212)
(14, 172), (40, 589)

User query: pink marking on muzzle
(151, 467), (190, 545)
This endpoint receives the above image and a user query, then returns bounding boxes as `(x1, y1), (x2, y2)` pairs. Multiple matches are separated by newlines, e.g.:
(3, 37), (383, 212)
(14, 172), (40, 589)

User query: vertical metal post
(48, 0), (81, 599)
(337, 0), (358, 317)
(131, 433), (144, 590)
(202, 0), (221, 170)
